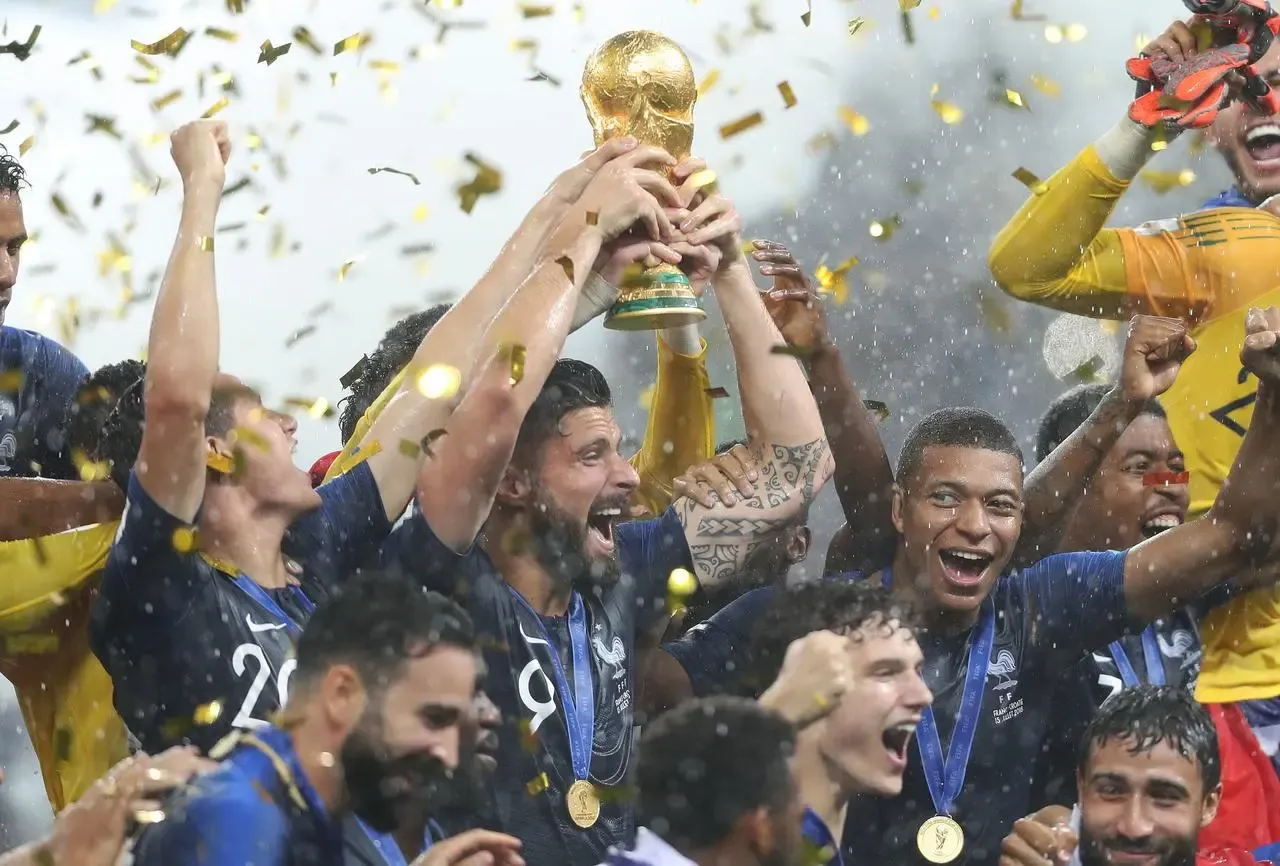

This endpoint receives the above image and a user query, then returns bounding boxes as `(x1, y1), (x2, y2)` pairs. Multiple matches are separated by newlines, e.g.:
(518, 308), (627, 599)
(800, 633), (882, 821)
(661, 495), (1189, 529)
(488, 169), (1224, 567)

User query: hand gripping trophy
(581, 30), (708, 330)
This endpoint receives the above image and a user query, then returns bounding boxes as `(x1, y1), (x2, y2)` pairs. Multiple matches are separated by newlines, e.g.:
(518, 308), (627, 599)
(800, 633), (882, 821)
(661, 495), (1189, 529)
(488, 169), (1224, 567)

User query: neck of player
(201, 485), (297, 589)
(888, 545), (982, 636)
(485, 520), (575, 617)
(793, 725), (851, 845)
(283, 709), (345, 816)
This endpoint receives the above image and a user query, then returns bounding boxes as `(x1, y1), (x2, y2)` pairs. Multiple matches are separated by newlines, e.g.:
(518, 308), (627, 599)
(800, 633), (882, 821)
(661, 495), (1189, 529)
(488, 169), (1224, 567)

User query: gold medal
(916, 815), (964, 864)
(566, 779), (600, 829)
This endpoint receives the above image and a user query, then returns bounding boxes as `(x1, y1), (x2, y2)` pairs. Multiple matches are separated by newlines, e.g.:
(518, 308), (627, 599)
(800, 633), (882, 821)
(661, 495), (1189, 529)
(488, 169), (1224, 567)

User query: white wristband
(1095, 117), (1166, 181)
(570, 271), (620, 332)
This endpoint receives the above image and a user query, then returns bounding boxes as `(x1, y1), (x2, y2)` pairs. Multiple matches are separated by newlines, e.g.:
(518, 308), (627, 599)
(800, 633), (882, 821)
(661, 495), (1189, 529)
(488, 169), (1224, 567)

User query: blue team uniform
(90, 463), (394, 753)
(0, 325), (88, 479)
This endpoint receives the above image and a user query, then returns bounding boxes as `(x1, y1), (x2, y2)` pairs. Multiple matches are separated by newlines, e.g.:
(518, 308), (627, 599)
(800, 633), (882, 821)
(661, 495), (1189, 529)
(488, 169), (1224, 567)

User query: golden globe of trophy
(581, 30), (707, 331)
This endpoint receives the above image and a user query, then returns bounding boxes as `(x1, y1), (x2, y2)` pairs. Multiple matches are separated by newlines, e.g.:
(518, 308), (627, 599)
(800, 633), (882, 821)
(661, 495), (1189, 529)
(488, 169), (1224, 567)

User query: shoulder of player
(149, 762), (290, 848)
(0, 326), (86, 376)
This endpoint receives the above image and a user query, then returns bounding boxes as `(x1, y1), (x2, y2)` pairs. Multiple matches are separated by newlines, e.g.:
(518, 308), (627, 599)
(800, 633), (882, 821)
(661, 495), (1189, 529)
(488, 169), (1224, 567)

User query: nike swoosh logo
(246, 615), (287, 633)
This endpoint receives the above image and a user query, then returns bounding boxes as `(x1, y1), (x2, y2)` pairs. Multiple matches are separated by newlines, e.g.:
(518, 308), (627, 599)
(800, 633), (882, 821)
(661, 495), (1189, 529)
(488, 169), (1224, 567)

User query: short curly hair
(0, 144), (28, 196)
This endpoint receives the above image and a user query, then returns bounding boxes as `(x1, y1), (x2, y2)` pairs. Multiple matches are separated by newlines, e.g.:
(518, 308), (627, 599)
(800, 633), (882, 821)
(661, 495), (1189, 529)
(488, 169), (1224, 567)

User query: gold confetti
(1044, 23), (1087, 43)
(227, 0), (246, 12)
(1005, 89), (1029, 110)
(197, 236), (214, 252)
(50, 194), (84, 231)
(416, 364), (462, 400)
(777, 81), (797, 109)
(863, 399), (891, 421)
(193, 700), (223, 725)
(0, 120), (16, 135)
(258, 40), (291, 65)
(869, 216), (901, 241)
(131, 27), (190, 57)
(202, 97), (229, 119)
(801, 1), (812, 27)
(720, 112), (764, 139)
(556, 255), (575, 284)
(73, 451), (112, 482)
(1012, 166), (1048, 195)
(526, 773), (549, 795)
(172, 527), (198, 553)
(520, 3), (554, 16)
(502, 343), (528, 386)
(838, 106), (869, 136)
(150, 89), (182, 111)
(814, 256), (859, 306)
(18, 136), (34, 156)
(899, 0), (922, 7)
(1011, 0), (1046, 20)
(0, 26), (42, 61)
(848, 17), (868, 35)
(668, 567), (697, 597)
(1139, 168), (1196, 194)
(456, 153), (503, 214)
(1029, 74), (1060, 97)
(86, 114), (121, 139)
(204, 28), (239, 42)
(334, 33), (371, 56)
(282, 397), (334, 419)
(704, 386), (731, 399)
(292, 27), (323, 55)
(929, 84), (963, 124)
(770, 343), (816, 359)
(0, 371), (25, 391)
(697, 69), (721, 97)
(686, 169), (718, 191)
(367, 166), (421, 185)
(399, 439), (421, 458)
(337, 258), (362, 281)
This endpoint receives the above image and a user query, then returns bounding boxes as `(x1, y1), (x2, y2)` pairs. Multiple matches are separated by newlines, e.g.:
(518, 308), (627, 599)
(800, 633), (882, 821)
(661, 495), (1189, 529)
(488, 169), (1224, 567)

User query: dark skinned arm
(0, 479), (125, 541)
(1015, 315), (1196, 565)
(752, 241), (896, 574)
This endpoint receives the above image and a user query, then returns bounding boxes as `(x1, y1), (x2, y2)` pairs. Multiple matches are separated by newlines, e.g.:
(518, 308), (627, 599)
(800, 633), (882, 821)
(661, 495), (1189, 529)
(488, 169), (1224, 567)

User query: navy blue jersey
(89, 463), (392, 753)
(665, 550), (1139, 866)
(134, 725), (342, 866)
(1029, 608), (1202, 807)
(384, 505), (692, 866)
(0, 326), (87, 479)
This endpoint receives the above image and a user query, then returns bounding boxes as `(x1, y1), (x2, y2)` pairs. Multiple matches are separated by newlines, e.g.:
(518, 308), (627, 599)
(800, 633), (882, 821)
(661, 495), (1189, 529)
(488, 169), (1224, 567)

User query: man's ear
(320, 663), (368, 735)
(1200, 783), (1222, 828)
(890, 483), (906, 534)
(494, 465), (532, 507)
(786, 526), (811, 564)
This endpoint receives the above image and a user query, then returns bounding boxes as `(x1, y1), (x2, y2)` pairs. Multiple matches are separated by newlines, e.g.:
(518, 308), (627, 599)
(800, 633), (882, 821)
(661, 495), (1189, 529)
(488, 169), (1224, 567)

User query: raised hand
(753, 240), (833, 354)
(574, 145), (681, 242)
(997, 807), (1077, 866)
(672, 443), (762, 508)
(1119, 315), (1196, 403)
(759, 629), (855, 728)
(411, 829), (524, 866)
(169, 120), (231, 191)
(1241, 305), (1280, 384)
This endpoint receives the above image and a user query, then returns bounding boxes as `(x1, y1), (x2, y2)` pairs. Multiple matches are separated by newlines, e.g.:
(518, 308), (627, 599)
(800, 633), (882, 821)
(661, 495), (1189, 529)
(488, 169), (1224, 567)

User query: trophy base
(603, 266), (706, 331)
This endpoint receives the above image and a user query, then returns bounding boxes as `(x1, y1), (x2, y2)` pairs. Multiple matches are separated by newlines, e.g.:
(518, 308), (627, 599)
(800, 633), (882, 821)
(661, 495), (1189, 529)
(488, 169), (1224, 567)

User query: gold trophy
(581, 30), (707, 331)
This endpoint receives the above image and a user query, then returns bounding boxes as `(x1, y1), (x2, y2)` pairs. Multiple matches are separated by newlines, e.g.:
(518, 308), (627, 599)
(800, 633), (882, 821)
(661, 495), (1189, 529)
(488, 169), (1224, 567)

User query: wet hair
(637, 697), (796, 853)
(205, 382), (259, 439)
(295, 568), (475, 694)
(0, 144), (26, 196)
(97, 370), (147, 491)
(1036, 383), (1167, 463)
(338, 305), (452, 444)
(741, 580), (916, 697)
(896, 407), (1023, 487)
(512, 358), (612, 466)
(67, 360), (146, 484)
(1078, 685), (1220, 793)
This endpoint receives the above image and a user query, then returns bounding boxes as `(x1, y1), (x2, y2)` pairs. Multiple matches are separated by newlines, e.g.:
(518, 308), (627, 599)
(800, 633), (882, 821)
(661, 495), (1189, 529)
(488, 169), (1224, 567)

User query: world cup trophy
(581, 30), (707, 331)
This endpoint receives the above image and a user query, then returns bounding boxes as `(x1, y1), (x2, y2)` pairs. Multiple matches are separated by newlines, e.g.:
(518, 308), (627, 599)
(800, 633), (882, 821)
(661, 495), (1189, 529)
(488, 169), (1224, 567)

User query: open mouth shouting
(1139, 508), (1183, 539)
(1245, 122), (1280, 170)
(937, 548), (993, 592)
(586, 504), (623, 555)
(881, 721), (918, 772)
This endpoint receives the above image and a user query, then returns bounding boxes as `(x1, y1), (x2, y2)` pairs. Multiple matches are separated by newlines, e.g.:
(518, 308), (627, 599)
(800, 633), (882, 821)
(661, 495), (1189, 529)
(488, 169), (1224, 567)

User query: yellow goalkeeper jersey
(989, 144), (1280, 703)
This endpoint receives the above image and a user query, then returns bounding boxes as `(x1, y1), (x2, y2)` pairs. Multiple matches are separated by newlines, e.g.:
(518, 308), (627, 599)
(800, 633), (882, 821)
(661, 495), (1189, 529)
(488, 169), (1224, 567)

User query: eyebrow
(932, 480), (1021, 500)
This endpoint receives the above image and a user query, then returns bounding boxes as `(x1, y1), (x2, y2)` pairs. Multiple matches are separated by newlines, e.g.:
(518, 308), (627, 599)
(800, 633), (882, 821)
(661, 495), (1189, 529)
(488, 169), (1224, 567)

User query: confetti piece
(1044, 23), (1087, 43)
(202, 97), (229, 119)
(456, 153), (503, 214)
(205, 27), (239, 42)
(1139, 168), (1196, 194)
(900, 0), (922, 7)
(417, 364), (462, 400)
(282, 397), (333, 419)
(18, 136), (34, 156)
(334, 33), (371, 56)
(1012, 167), (1048, 195)
(720, 112), (764, 139)
(227, 0), (246, 12)
(838, 106), (869, 136)
(150, 89), (182, 112)
(1029, 74), (1060, 96)
(131, 27), (190, 56)
(194, 700), (223, 725)
(293, 27), (323, 54)
(502, 343), (528, 386)
(869, 216), (901, 241)
(705, 386), (731, 399)
(172, 527), (198, 553)
(50, 194), (84, 231)
(929, 84), (963, 124)
(770, 343), (816, 359)
(399, 439), (421, 458)
(697, 69), (721, 97)
(339, 356), (368, 389)
(556, 255), (575, 284)
(367, 166), (421, 185)
(0, 120), (17, 137)
(814, 255), (859, 306)
(86, 114), (121, 139)
(337, 258), (361, 281)
(801, 0), (813, 27)
(520, 3), (554, 16)
(1067, 355), (1107, 383)
(863, 400), (890, 421)
(1143, 470), (1189, 487)
(686, 169), (718, 191)
(900, 9), (916, 44)
(1004, 89), (1029, 110)
(668, 568), (697, 596)
(197, 236), (214, 252)
(848, 18), (869, 35)
(526, 773), (550, 795)
(0, 26), (42, 61)
(258, 40), (291, 65)
(1011, 0), (1046, 19)
(777, 81), (797, 109)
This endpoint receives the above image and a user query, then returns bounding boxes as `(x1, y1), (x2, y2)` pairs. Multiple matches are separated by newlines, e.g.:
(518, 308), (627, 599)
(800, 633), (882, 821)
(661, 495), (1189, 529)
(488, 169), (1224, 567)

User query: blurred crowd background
(0, 0), (1225, 846)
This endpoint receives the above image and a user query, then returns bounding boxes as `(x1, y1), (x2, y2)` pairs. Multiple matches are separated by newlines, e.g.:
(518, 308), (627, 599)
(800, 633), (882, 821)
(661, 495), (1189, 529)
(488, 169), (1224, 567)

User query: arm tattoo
(680, 437), (832, 588)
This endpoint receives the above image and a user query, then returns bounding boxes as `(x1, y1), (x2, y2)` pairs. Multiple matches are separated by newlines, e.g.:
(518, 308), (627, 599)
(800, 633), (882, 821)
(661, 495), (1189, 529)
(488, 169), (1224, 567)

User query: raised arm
(338, 139), (645, 518)
(672, 192), (835, 588)
(135, 121), (228, 522)
(0, 479), (123, 541)
(1016, 315), (1195, 563)
(1123, 307), (1280, 619)
(416, 146), (681, 551)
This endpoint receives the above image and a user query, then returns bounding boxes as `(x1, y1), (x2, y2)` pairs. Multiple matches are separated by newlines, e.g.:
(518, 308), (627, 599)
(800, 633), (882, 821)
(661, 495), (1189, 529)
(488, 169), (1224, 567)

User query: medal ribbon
(915, 598), (995, 817)
(507, 588), (596, 782)
(355, 817), (439, 866)
(1108, 627), (1166, 688)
